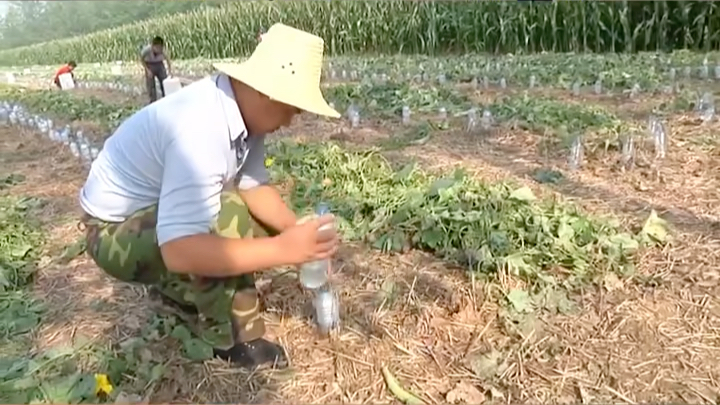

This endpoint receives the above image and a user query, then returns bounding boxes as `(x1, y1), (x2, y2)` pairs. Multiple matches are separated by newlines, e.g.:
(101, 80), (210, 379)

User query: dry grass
(2, 83), (720, 404)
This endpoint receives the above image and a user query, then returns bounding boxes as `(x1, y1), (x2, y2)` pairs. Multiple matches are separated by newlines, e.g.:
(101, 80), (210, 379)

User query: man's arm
(239, 185), (296, 233)
(236, 135), (296, 233)
(139, 46), (152, 74)
(156, 130), (292, 277)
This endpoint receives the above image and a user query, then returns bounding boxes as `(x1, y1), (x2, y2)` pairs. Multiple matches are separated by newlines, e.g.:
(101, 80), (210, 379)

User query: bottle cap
(315, 202), (330, 216)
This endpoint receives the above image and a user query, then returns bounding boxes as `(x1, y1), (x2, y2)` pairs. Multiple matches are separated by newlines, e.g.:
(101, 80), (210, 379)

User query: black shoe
(213, 339), (289, 369)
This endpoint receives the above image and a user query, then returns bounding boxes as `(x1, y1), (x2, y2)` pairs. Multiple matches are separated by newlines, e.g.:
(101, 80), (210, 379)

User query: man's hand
(277, 214), (338, 265)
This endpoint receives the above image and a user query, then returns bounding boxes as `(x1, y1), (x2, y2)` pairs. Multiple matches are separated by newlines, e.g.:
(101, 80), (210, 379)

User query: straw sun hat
(214, 23), (340, 118)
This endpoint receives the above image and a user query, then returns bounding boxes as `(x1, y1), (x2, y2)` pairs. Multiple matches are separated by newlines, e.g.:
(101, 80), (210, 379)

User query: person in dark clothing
(140, 36), (173, 102)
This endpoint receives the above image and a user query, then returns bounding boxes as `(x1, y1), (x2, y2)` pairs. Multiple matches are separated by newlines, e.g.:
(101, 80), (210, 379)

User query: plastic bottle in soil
(593, 79), (602, 95)
(572, 81), (581, 97)
(529, 75), (536, 88)
(568, 135), (584, 171)
(700, 65), (709, 80)
(438, 107), (447, 121)
(0, 105), (8, 125)
(699, 92), (715, 123)
(621, 134), (635, 170)
(401, 106), (411, 125)
(481, 109), (493, 131)
(346, 104), (360, 128)
(500, 77), (507, 89)
(299, 203), (333, 290)
(313, 284), (340, 334)
(648, 116), (667, 160)
(466, 108), (477, 132)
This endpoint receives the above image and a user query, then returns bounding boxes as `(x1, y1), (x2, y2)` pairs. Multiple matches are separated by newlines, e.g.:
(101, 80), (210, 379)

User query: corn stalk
(1, 0), (719, 66)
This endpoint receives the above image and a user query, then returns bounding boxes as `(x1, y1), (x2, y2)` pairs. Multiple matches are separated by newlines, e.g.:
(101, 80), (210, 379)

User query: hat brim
(214, 62), (340, 118)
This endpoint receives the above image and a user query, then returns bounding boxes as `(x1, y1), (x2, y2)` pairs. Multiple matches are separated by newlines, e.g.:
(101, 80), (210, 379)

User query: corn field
(1, 0), (720, 66)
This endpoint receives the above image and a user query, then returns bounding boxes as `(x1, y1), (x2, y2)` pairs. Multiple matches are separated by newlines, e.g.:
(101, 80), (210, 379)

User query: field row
(8, 53), (720, 95)
(3, 62), (719, 404)
(2, 1), (720, 65)
(1, 84), (669, 288)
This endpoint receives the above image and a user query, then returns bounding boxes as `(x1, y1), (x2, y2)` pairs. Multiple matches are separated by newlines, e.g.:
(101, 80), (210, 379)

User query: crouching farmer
(78, 24), (340, 369)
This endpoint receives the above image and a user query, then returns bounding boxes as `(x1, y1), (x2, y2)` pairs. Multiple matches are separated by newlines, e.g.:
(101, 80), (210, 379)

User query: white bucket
(58, 73), (75, 90)
(163, 76), (182, 96)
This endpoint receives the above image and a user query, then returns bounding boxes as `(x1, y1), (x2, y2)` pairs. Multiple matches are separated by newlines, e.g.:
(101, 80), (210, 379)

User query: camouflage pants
(83, 191), (274, 350)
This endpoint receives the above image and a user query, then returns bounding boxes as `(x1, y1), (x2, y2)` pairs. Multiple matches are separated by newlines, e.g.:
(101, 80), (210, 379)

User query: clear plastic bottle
(401, 106), (411, 125)
(313, 284), (340, 334)
(699, 92), (715, 123)
(466, 108), (477, 132)
(569, 135), (584, 171)
(572, 81), (581, 97)
(481, 109), (493, 131)
(438, 107), (447, 121)
(299, 203), (332, 290)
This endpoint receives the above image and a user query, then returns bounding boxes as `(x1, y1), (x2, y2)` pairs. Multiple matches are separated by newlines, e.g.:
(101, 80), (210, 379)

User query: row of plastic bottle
(337, 103), (496, 132)
(0, 101), (101, 164)
(568, 115), (669, 171)
(76, 80), (144, 96)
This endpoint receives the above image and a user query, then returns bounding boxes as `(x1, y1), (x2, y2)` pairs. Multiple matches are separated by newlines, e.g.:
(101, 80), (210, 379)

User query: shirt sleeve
(236, 135), (270, 190)
(140, 46), (151, 60)
(156, 133), (226, 246)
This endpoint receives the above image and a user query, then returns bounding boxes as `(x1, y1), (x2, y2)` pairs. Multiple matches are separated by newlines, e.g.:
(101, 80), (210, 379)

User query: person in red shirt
(53, 61), (77, 88)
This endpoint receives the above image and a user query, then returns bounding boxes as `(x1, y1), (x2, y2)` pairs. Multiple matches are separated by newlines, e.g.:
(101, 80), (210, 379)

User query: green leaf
(506, 289), (532, 313)
(58, 238), (86, 264)
(608, 233), (639, 252)
(149, 363), (165, 384)
(393, 162), (416, 182)
(420, 229), (445, 249)
(640, 210), (670, 244)
(182, 338), (213, 361)
(508, 186), (536, 202)
(557, 221), (574, 242)
(170, 325), (192, 342)
(427, 178), (456, 197)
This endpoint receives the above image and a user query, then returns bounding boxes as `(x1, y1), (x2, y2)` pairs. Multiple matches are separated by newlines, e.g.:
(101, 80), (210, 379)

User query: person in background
(140, 36), (173, 103)
(53, 61), (77, 89)
(78, 23), (340, 369)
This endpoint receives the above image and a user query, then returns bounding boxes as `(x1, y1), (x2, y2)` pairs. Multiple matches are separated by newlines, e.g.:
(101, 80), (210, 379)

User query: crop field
(2, 50), (720, 405)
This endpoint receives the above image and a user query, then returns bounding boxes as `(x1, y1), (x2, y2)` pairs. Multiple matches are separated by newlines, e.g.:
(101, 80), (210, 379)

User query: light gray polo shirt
(140, 44), (165, 64)
(79, 74), (270, 246)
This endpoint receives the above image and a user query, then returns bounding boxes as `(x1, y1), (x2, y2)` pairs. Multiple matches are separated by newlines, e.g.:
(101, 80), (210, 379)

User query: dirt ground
(2, 83), (720, 404)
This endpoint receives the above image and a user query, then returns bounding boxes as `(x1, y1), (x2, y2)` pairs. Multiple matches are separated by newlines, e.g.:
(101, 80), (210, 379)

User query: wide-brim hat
(214, 23), (339, 118)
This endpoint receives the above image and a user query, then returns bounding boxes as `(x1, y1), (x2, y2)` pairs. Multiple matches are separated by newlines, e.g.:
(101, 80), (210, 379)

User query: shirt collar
(215, 73), (247, 142)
